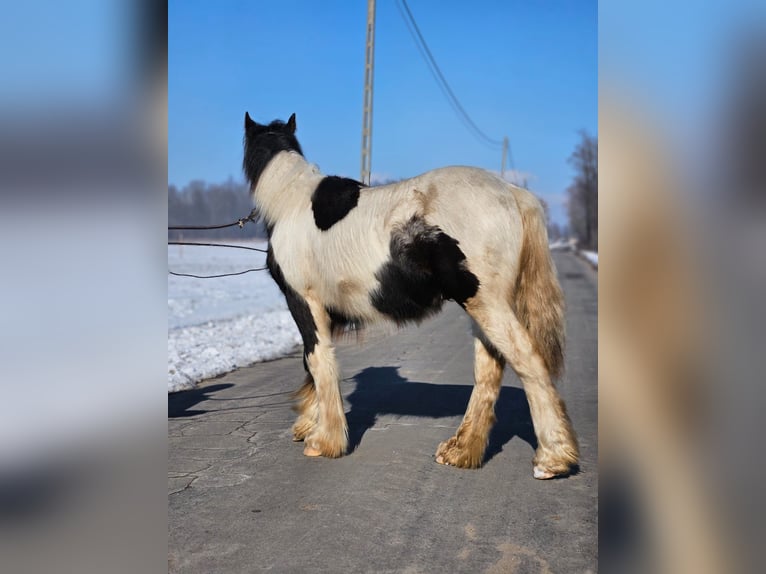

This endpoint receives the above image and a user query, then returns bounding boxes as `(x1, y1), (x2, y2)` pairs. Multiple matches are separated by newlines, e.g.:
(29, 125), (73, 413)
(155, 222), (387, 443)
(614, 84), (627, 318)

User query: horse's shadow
(345, 366), (537, 464)
(168, 383), (234, 418)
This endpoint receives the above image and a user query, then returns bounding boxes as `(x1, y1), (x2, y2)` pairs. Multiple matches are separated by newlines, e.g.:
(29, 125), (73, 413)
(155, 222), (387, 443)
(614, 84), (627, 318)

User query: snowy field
(168, 241), (300, 392)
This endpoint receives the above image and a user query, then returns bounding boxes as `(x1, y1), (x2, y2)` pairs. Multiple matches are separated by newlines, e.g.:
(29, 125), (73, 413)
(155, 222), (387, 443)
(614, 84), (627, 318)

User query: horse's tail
(511, 189), (566, 379)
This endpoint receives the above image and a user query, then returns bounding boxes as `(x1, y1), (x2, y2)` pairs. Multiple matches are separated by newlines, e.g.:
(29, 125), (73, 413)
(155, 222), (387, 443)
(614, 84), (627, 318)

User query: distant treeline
(566, 131), (597, 250)
(168, 179), (267, 240)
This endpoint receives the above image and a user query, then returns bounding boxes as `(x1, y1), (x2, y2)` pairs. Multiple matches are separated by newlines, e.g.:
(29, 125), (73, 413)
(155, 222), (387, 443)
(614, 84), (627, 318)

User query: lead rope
(168, 209), (270, 278)
(168, 208), (259, 231)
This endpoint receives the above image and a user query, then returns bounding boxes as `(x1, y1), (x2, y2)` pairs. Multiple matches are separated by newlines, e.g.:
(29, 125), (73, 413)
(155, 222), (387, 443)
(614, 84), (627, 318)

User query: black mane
(242, 116), (303, 191)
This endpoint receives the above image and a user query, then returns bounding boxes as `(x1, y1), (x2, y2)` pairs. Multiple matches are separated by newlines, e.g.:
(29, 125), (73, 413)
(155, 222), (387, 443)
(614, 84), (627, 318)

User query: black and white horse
(243, 113), (578, 478)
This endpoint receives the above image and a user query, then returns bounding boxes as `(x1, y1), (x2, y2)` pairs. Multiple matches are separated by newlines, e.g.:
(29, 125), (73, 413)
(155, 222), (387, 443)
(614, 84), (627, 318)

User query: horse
(242, 112), (579, 479)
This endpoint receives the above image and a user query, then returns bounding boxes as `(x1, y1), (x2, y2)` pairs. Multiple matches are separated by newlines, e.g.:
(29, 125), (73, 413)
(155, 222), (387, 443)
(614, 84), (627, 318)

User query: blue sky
(169, 0), (597, 225)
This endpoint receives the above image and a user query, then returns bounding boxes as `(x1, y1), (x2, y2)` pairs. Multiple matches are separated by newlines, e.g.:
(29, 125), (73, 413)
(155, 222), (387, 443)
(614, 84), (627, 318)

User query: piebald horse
(243, 113), (578, 478)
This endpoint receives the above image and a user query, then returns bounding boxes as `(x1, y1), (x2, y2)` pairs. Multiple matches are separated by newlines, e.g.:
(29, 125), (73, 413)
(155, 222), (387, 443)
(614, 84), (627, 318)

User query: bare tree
(567, 130), (598, 250)
(548, 221), (563, 241)
(538, 196), (550, 223)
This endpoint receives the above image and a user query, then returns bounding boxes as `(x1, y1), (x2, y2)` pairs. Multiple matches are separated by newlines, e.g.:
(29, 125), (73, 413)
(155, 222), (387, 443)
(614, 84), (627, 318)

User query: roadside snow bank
(581, 250), (598, 267)
(168, 310), (300, 392)
(168, 242), (300, 392)
(549, 239), (571, 251)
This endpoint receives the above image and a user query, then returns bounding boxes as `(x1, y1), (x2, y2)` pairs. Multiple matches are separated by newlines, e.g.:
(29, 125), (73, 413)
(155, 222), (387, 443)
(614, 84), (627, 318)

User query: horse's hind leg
(467, 300), (579, 478)
(436, 332), (505, 468)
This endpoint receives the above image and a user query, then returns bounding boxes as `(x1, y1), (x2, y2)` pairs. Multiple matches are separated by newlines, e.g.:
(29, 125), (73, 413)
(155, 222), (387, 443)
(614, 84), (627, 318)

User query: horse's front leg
(294, 295), (348, 458)
(291, 371), (317, 442)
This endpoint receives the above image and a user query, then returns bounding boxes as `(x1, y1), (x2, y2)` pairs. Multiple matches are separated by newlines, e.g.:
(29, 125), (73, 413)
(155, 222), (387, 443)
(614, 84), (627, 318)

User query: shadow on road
(346, 366), (537, 464)
(168, 383), (234, 418)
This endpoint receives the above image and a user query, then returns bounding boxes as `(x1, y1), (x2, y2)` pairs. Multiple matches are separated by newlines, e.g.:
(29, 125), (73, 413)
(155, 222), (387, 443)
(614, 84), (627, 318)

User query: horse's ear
(245, 111), (255, 129)
(286, 113), (297, 134)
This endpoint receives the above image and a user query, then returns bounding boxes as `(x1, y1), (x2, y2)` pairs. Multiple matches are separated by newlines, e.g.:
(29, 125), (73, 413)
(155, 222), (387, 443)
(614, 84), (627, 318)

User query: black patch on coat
(266, 245), (318, 357)
(242, 114), (303, 194)
(370, 216), (480, 324)
(311, 176), (363, 230)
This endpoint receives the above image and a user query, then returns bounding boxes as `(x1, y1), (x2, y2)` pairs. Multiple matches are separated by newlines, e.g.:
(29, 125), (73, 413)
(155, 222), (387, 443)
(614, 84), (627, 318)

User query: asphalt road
(169, 251), (597, 573)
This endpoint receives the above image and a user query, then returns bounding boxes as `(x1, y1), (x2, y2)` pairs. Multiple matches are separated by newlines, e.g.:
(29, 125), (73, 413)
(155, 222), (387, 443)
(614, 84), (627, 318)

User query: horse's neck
(254, 151), (321, 223)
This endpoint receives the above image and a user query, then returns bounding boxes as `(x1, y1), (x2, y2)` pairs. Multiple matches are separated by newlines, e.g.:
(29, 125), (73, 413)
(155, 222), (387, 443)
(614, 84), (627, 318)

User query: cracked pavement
(168, 252), (597, 573)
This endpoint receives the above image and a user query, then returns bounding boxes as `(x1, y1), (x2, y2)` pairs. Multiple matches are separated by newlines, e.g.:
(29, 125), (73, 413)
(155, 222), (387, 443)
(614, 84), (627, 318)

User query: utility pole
(501, 136), (508, 180)
(360, 0), (376, 185)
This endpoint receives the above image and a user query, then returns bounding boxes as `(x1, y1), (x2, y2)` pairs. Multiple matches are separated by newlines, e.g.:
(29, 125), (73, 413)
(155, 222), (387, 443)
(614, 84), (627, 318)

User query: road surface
(169, 251), (597, 573)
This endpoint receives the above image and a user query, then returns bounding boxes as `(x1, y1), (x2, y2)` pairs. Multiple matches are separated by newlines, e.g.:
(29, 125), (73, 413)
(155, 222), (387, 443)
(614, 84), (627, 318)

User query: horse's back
(402, 167), (528, 275)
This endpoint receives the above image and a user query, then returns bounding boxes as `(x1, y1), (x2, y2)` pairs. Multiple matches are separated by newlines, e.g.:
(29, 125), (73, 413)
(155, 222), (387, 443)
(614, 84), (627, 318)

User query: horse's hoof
(303, 445), (322, 457)
(434, 436), (482, 469)
(533, 466), (557, 480)
(532, 445), (578, 479)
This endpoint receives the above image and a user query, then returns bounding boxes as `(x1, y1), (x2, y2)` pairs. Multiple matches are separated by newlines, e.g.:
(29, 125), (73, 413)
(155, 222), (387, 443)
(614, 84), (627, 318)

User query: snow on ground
(549, 239), (572, 251)
(581, 250), (598, 267)
(549, 239), (597, 268)
(168, 241), (300, 392)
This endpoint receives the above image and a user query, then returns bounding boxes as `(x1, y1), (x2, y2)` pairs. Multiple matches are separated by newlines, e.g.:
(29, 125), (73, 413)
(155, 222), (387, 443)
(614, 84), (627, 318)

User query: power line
(397, 0), (504, 149)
